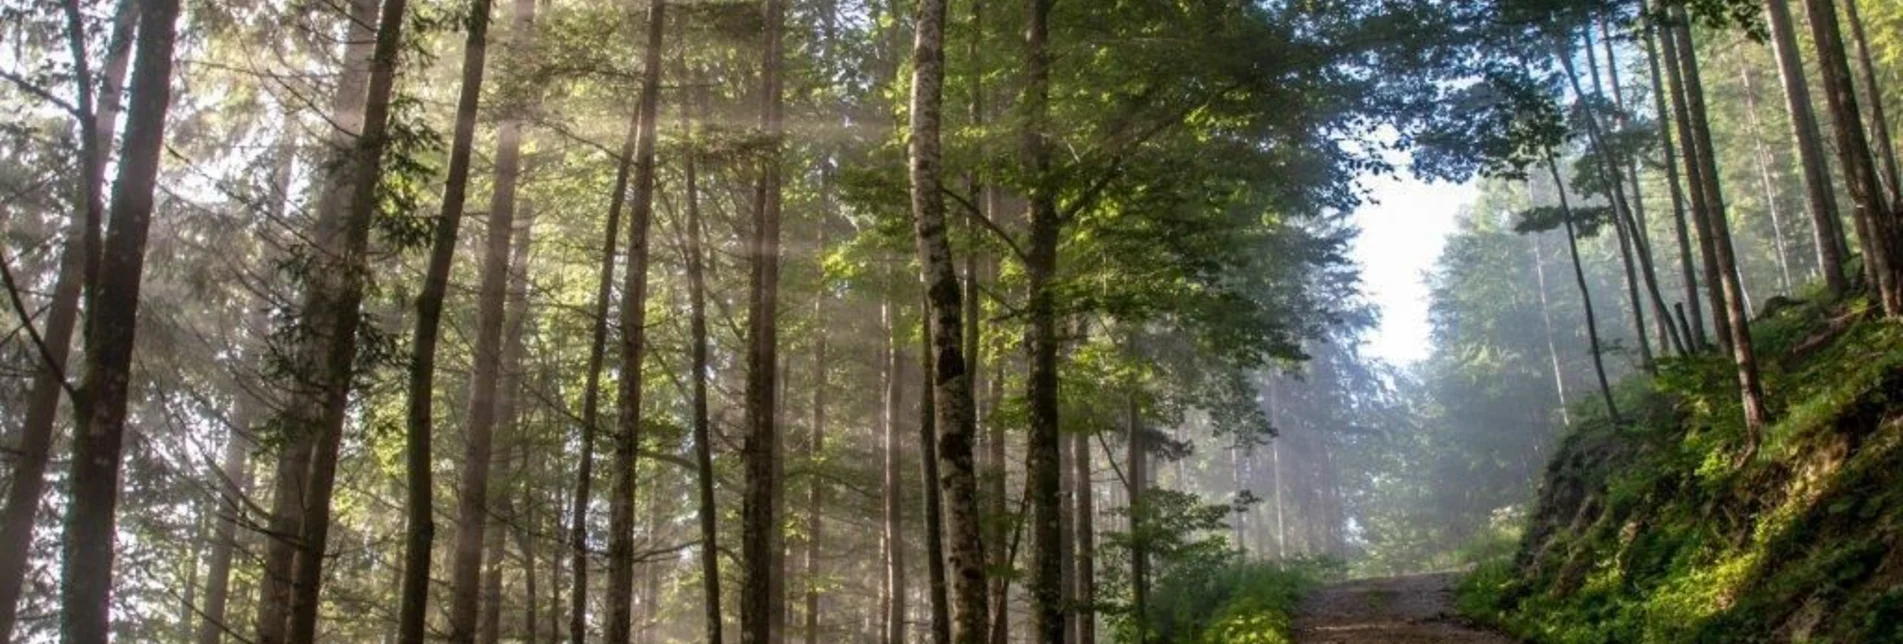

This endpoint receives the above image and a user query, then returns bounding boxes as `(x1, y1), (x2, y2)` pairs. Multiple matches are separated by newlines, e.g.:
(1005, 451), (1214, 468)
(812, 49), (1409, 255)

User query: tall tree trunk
(0, 2), (135, 635)
(1544, 156), (1622, 426)
(1671, 5), (1773, 440)
(1642, 18), (1706, 348)
(447, 0), (529, 633)
(1660, 13), (1734, 354)
(906, 0), (989, 639)
(198, 303), (278, 644)
(275, 0), (412, 637)
(919, 313), (951, 644)
(401, 0), (496, 637)
(1600, 20), (1682, 356)
(1020, 0), (1065, 640)
(58, 0), (181, 637)
(252, 0), (386, 638)
(480, 199), (537, 644)
(1569, 32), (1656, 368)
(608, 3), (666, 641)
(742, 0), (788, 640)
(1739, 60), (1799, 291)
(1125, 394), (1147, 643)
(519, 452), (540, 644)
(1531, 235), (1572, 427)
(1803, 0), (1903, 315)
(569, 64), (642, 644)
(1069, 430), (1094, 644)
(1764, 0), (1850, 295)
(881, 302), (908, 644)
(1842, 0), (1900, 202)
(683, 80), (724, 644)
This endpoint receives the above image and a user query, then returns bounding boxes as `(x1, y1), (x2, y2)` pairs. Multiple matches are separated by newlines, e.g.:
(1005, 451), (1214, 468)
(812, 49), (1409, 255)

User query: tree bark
(1570, 31), (1655, 368)
(742, 0), (788, 641)
(401, 0), (496, 637)
(1641, 18), (1706, 348)
(446, 0), (529, 632)
(1070, 430), (1094, 644)
(1764, 0), (1850, 294)
(682, 79), (724, 644)
(253, 0), (382, 639)
(1125, 394), (1148, 643)
(881, 302), (908, 644)
(1544, 155), (1622, 426)
(480, 198), (536, 644)
(607, 3), (666, 641)
(271, 0), (412, 637)
(1802, 0), (1902, 315)
(1531, 235), (1572, 427)
(1670, 5), (1773, 440)
(907, 0), (990, 639)
(569, 66), (641, 644)
(1021, 0), (1065, 640)
(920, 313), (951, 644)
(198, 292), (282, 644)
(0, 2), (135, 635)
(1739, 60), (1799, 291)
(1658, 14), (1731, 354)
(58, 0), (181, 638)
(1842, 0), (1900, 203)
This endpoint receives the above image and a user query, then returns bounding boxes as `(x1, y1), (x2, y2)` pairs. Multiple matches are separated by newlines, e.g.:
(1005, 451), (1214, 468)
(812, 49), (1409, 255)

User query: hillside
(1462, 295), (1903, 643)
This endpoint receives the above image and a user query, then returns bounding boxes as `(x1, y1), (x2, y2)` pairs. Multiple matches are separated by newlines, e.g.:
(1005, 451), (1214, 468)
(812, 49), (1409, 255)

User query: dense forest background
(0, 0), (1899, 641)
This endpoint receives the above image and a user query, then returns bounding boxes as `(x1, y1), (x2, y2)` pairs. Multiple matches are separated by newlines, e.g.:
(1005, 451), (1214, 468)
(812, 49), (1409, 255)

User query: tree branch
(0, 248), (79, 402)
(944, 185), (1029, 264)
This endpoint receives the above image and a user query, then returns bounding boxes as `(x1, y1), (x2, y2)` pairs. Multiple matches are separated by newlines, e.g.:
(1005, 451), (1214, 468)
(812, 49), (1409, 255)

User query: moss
(1458, 297), (1903, 643)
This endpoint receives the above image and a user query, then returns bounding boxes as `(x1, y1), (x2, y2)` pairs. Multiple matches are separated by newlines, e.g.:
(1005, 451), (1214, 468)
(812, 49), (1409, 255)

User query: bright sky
(1349, 171), (1479, 366)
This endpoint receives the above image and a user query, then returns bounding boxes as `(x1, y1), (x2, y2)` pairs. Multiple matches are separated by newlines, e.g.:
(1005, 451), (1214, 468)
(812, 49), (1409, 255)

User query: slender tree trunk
(1842, 0), (1900, 202)
(1803, 0), (1903, 315)
(57, 0), (181, 637)
(919, 313), (951, 644)
(1021, 0), (1065, 640)
(881, 302), (908, 644)
(1545, 156), (1623, 426)
(907, 0), (989, 639)
(253, 0), (386, 638)
(570, 69), (641, 644)
(1739, 60), (1799, 291)
(446, 0), (529, 632)
(1671, 5), (1773, 440)
(277, 0), (412, 637)
(1642, 18), (1707, 348)
(608, 3), (666, 641)
(1531, 235), (1572, 427)
(198, 307), (275, 644)
(682, 80), (724, 644)
(1660, 14), (1734, 354)
(519, 450), (540, 644)
(1600, 20), (1681, 356)
(480, 199), (536, 644)
(1070, 429), (1094, 644)
(1570, 33), (1655, 368)
(0, 2), (135, 634)
(401, 0), (496, 637)
(1764, 0), (1850, 294)
(742, 0), (788, 640)
(1125, 394), (1147, 643)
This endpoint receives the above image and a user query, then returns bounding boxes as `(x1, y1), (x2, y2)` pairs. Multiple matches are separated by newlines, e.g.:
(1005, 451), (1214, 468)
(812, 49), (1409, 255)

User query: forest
(0, 0), (1900, 641)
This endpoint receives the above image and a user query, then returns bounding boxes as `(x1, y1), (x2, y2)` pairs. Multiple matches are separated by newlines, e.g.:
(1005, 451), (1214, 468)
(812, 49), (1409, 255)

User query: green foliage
(1146, 560), (1320, 644)
(1460, 297), (1903, 643)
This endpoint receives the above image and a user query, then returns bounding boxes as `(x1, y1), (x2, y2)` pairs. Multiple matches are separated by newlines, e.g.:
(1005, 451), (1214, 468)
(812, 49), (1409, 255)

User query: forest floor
(1291, 572), (1518, 643)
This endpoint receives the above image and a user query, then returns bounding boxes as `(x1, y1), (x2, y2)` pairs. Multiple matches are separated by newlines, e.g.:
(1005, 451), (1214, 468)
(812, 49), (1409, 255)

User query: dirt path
(1291, 573), (1517, 643)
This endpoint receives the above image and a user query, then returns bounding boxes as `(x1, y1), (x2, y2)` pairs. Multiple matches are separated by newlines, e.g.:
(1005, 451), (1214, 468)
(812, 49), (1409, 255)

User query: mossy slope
(1462, 298), (1903, 643)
